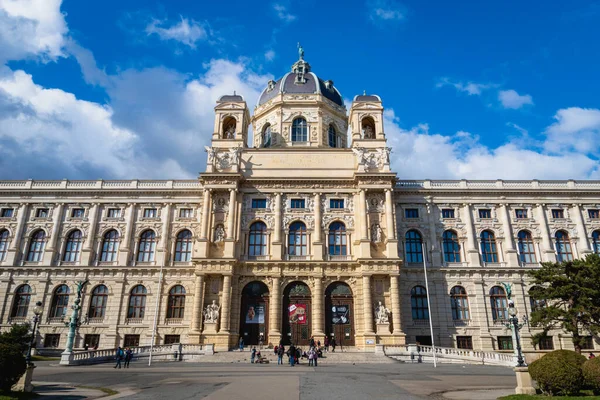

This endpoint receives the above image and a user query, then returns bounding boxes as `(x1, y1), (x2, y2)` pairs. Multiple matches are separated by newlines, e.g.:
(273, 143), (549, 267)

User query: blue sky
(1, 0), (599, 180)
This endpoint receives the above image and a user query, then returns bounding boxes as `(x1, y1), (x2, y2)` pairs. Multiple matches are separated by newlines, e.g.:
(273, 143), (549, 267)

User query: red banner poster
(288, 303), (307, 324)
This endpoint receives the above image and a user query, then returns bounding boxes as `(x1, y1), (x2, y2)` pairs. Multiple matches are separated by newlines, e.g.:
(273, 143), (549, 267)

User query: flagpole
(149, 262), (164, 366)
(422, 245), (437, 368)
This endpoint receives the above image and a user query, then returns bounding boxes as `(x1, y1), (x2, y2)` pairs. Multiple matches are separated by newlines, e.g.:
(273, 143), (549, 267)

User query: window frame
(10, 284), (32, 318)
(329, 199), (345, 209)
(262, 123), (272, 148)
(0, 208), (14, 218)
(127, 285), (147, 319)
(405, 208), (419, 219)
(63, 230), (83, 262)
(551, 209), (565, 219)
(179, 208), (193, 218)
(497, 336), (514, 350)
(490, 286), (508, 322)
(589, 209), (600, 219)
(441, 208), (455, 219)
(100, 230), (120, 262)
(456, 336), (473, 350)
(248, 221), (268, 256)
(593, 230), (600, 254)
(405, 230), (423, 263)
(517, 230), (537, 264)
(174, 230), (193, 262)
(480, 230), (498, 263)
(143, 208), (158, 218)
(27, 230), (46, 262)
(450, 286), (470, 320)
(0, 229), (9, 261)
(478, 209), (492, 219)
(88, 285), (108, 318)
(50, 285), (70, 319)
(291, 117), (308, 142)
(36, 208), (49, 218)
(288, 221), (308, 256)
(515, 209), (528, 219)
(137, 230), (156, 262)
(71, 208), (85, 218)
(167, 285), (186, 319)
(290, 199), (306, 209)
(442, 230), (461, 263)
(251, 199), (267, 209)
(411, 285), (429, 320)
(555, 230), (573, 262)
(107, 208), (121, 218)
(328, 221), (347, 256)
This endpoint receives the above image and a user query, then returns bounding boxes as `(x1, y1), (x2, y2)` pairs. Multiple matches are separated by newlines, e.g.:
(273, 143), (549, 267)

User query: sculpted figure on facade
(204, 300), (220, 323)
(363, 124), (375, 139)
(374, 301), (390, 324)
(371, 223), (383, 243)
(224, 120), (236, 139)
(214, 224), (225, 242)
(204, 146), (217, 165)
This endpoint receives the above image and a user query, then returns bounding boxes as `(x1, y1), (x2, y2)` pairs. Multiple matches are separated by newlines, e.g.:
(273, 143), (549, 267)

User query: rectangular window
(497, 336), (513, 350)
(442, 209), (455, 219)
(123, 334), (140, 347)
(479, 209), (492, 219)
(179, 208), (193, 218)
(71, 208), (85, 218)
(552, 209), (564, 219)
(84, 334), (100, 349)
(291, 199), (305, 209)
(36, 208), (49, 218)
(330, 199), (345, 209)
(107, 208), (121, 218)
(582, 336), (595, 350)
(164, 335), (181, 344)
(0, 208), (14, 218)
(405, 208), (419, 218)
(589, 209), (600, 219)
(251, 199), (267, 209)
(43, 334), (61, 348)
(143, 208), (157, 218)
(456, 336), (473, 350)
(538, 336), (554, 350)
(515, 209), (528, 219)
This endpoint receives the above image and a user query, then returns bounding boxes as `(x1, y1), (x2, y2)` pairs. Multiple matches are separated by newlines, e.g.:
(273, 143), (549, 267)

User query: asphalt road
(32, 361), (516, 399)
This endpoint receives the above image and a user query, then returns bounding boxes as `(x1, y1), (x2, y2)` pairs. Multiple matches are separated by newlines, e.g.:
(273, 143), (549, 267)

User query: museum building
(1, 51), (599, 354)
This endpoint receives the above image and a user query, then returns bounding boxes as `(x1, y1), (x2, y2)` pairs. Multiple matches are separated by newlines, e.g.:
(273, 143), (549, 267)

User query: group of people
(114, 346), (134, 369)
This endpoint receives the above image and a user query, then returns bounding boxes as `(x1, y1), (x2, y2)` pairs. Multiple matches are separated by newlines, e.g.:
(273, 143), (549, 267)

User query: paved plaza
(31, 360), (517, 399)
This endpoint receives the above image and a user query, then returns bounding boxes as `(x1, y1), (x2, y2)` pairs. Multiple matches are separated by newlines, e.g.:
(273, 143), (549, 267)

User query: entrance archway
(282, 281), (311, 346)
(325, 281), (355, 346)
(239, 281), (269, 346)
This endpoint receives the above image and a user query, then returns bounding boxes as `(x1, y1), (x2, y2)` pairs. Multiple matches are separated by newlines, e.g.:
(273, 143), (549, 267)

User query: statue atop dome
(298, 42), (304, 60)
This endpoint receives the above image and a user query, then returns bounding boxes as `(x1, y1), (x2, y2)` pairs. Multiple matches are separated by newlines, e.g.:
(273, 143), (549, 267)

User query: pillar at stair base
(201, 332), (234, 352)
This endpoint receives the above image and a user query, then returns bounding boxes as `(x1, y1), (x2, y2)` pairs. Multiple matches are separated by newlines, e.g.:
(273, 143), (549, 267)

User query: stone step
(195, 349), (398, 364)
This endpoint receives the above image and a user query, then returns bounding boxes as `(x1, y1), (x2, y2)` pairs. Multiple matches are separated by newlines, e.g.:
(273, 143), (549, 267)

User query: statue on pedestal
(204, 300), (220, 323)
(374, 301), (390, 324)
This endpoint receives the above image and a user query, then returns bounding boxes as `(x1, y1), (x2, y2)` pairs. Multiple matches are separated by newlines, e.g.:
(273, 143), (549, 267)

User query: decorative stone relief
(371, 224), (383, 243)
(282, 215), (314, 229)
(374, 301), (390, 324)
(367, 194), (385, 212)
(203, 300), (220, 323)
(322, 214), (354, 229)
(204, 146), (242, 171)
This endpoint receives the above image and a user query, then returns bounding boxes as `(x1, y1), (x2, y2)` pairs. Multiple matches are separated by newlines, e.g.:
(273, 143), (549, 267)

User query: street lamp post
(60, 280), (88, 365)
(25, 301), (44, 366)
(507, 304), (527, 367)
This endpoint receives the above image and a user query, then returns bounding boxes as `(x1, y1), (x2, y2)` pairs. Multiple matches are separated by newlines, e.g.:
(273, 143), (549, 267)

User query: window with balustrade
(450, 286), (469, 320)
(248, 221), (267, 256)
(50, 285), (70, 319)
(411, 285), (429, 320)
(405, 230), (423, 263)
(517, 230), (537, 264)
(490, 286), (508, 322)
(0, 229), (9, 261)
(442, 230), (461, 263)
(480, 230), (498, 263)
(88, 285), (108, 319)
(63, 230), (83, 262)
(137, 230), (156, 262)
(100, 230), (120, 262)
(10, 284), (31, 318)
(328, 221), (347, 256)
(27, 230), (46, 262)
(167, 285), (186, 319)
(555, 230), (573, 262)
(288, 221), (308, 256)
(174, 230), (193, 262)
(127, 285), (147, 319)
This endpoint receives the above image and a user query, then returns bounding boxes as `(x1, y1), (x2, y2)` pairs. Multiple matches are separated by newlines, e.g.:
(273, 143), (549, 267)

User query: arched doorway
(282, 281), (312, 346)
(325, 282), (355, 346)
(239, 281), (269, 346)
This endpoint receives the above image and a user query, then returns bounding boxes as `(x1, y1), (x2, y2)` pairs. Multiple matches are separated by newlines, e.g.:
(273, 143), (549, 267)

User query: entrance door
(239, 281), (269, 346)
(325, 282), (355, 347)
(282, 281), (311, 346)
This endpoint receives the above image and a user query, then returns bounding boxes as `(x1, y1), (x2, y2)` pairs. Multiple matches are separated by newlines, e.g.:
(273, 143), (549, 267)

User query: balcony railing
(286, 255), (311, 261)
(165, 318), (183, 325)
(245, 255), (271, 261)
(87, 317), (104, 324)
(48, 317), (66, 324)
(125, 318), (143, 325)
(8, 316), (27, 324)
(412, 319), (430, 327)
(452, 319), (471, 327)
(327, 254), (353, 261)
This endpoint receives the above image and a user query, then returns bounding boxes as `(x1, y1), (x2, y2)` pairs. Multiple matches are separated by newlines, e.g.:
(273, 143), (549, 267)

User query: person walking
(239, 337), (244, 351)
(308, 347), (315, 366)
(277, 344), (285, 365)
(124, 347), (133, 368)
(251, 347), (256, 363)
(331, 337), (337, 352)
(296, 347), (302, 365)
(114, 346), (124, 369)
(309, 336), (315, 348)
(288, 344), (296, 367)
(324, 336), (329, 352)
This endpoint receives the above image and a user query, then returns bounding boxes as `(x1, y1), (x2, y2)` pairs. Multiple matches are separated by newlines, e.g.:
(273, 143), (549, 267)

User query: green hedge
(0, 343), (26, 392)
(583, 357), (600, 395)
(528, 350), (587, 396)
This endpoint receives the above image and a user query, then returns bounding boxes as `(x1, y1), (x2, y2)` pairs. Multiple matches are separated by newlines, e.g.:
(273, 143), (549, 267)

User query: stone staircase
(196, 348), (397, 364)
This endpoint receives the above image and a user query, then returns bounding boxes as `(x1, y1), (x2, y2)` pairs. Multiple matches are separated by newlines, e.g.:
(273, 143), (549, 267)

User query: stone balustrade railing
(383, 344), (515, 367)
(395, 179), (600, 190)
(66, 343), (213, 365)
(0, 179), (202, 190)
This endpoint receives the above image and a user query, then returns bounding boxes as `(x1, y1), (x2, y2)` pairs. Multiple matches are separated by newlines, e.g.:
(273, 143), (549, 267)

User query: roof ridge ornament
(292, 42), (310, 83)
(298, 42), (304, 60)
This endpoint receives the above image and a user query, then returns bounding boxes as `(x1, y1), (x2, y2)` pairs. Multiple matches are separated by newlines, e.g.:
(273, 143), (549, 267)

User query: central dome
(257, 55), (343, 107)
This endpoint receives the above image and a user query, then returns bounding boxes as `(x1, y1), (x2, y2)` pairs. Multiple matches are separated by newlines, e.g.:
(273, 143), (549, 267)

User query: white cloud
(368, 0), (406, 22)
(145, 16), (207, 48)
(436, 77), (495, 96)
(0, 0), (68, 63)
(498, 89), (534, 109)
(265, 50), (276, 62)
(544, 107), (600, 155)
(273, 4), (296, 22)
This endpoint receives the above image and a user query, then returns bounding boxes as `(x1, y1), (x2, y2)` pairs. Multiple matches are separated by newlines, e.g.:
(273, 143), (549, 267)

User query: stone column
(121, 203), (136, 263)
(227, 189), (236, 238)
(390, 275), (402, 335)
(314, 193), (321, 242)
(313, 277), (324, 337)
(7, 203), (28, 265)
(220, 275), (232, 333)
(536, 204), (555, 262)
(426, 203), (441, 265)
(191, 274), (205, 332)
(573, 204), (591, 254)
(48, 204), (64, 251)
(269, 277), (281, 338)
(274, 193), (282, 242)
(84, 203), (99, 250)
(385, 189), (395, 240)
(359, 190), (368, 240)
(501, 204), (519, 266)
(463, 204), (480, 265)
(362, 275), (374, 334)
(160, 203), (171, 264)
(201, 189), (212, 239)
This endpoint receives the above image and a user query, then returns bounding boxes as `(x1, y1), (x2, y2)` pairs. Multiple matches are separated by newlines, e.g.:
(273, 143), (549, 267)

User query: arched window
(361, 117), (376, 139)
(442, 230), (461, 263)
(328, 221), (347, 255)
(480, 230), (498, 263)
(50, 284), (70, 318)
(411, 286), (429, 320)
(88, 285), (108, 318)
(100, 230), (120, 262)
(0, 229), (9, 261)
(555, 230), (573, 262)
(291, 117), (308, 142)
(10, 284), (31, 318)
(517, 230), (537, 264)
(137, 230), (156, 262)
(593, 230), (600, 254)
(174, 230), (193, 262)
(490, 286), (508, 321)
(450, 286), (469, 320)
(248, 221), (267, 256)
(262, 124), (272, 148)
(328, 124), (338, 148)
(529, 286), (546, 312)
(167, 285), (186, 319)
(288, 221), (308, 256)
(127, 285), (147, 319)
(405, 230), (423, 263)
(27, 230), (46, 262)
(63, 230), (83, 262)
